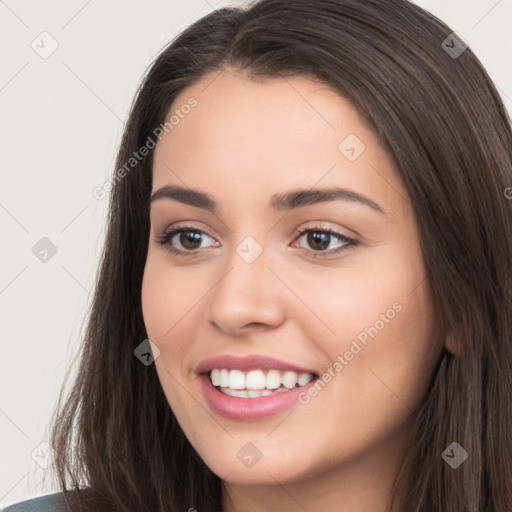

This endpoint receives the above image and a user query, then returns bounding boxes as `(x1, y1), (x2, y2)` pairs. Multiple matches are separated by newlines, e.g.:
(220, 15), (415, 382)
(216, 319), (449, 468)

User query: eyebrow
(150, 185), (385, 214)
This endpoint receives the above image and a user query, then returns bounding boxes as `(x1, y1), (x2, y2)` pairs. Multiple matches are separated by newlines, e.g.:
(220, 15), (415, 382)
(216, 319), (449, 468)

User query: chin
(196, 442), (315, 486)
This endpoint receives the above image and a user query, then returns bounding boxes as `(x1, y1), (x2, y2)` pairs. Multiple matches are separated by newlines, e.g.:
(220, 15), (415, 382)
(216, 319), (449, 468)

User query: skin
(141, 68), (445, 512)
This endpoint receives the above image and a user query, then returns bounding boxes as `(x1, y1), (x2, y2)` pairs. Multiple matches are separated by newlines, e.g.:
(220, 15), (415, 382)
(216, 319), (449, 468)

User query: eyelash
(155, 224), (357, 258)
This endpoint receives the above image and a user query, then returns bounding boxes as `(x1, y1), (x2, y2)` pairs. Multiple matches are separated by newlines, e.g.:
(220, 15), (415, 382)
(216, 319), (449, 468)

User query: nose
(204, 244), (286, 336)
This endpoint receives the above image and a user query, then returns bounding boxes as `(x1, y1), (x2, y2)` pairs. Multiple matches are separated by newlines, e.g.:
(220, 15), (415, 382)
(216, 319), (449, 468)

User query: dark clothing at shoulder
(1, 490), (115, 512)
(2, 492), (69, 512)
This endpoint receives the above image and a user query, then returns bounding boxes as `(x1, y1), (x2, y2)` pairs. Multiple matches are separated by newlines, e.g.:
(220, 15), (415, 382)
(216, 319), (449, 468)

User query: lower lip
(198, 373), (318, 421)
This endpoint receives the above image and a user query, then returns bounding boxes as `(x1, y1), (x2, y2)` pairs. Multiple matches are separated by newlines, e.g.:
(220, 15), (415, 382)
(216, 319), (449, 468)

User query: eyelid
(292, 220), (356, 239)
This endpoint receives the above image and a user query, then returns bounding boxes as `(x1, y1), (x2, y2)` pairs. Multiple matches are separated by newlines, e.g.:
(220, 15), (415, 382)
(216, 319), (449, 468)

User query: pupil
(181, 231), (201, 249)
(308, 232), (329, 250)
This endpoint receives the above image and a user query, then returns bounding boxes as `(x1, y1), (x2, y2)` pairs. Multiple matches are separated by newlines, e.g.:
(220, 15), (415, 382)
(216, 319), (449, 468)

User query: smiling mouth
(207, 368), (318, 398)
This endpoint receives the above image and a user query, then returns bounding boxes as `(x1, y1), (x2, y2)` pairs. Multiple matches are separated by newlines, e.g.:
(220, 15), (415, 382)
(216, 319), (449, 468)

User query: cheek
(140, 256), (203, 428)
(325, 273), (436, 424)
(299, 239), (437, 410)
(141, 253), (199, 346)
(140, 255), (203, 416)
(296, 247), (430, 352)
(286, 272), (437, 471)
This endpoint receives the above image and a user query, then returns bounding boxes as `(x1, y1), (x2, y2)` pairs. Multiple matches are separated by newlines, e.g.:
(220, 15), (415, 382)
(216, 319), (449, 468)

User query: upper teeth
(209, 369), (315, 390)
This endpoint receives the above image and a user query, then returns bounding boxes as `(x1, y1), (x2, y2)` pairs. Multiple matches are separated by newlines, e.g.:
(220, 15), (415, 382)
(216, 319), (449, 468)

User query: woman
(4, 0), (511, 510)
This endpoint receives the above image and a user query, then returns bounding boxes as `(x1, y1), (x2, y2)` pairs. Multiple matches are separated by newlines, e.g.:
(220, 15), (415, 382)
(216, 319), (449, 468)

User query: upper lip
(195, 354), (318, 375)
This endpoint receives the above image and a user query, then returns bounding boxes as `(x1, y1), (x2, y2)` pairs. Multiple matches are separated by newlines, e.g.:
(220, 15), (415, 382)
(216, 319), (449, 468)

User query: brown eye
(305, 231), (331, 251)
(295, 227), (354, 255)
(156, 226), (217, 256)
(178, 230), (204, 250)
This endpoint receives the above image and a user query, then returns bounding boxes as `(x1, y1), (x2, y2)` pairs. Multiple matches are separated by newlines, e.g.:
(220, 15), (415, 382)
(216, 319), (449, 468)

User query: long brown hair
(49, 1), (512, 510)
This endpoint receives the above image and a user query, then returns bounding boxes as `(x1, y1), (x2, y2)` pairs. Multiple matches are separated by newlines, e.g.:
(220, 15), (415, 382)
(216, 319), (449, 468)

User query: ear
(443, 329), (463, 356)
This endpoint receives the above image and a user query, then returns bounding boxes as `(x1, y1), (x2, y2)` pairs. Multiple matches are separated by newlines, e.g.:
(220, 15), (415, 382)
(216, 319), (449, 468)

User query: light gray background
(1, 0), (511, 507)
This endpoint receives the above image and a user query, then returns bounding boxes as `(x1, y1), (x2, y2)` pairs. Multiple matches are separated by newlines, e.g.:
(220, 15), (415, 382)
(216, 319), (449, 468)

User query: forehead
(151, 69), (408, 217)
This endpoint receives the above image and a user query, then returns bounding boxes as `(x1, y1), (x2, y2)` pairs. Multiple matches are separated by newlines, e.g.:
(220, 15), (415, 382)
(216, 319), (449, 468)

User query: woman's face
(141, 69), (442, 488)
